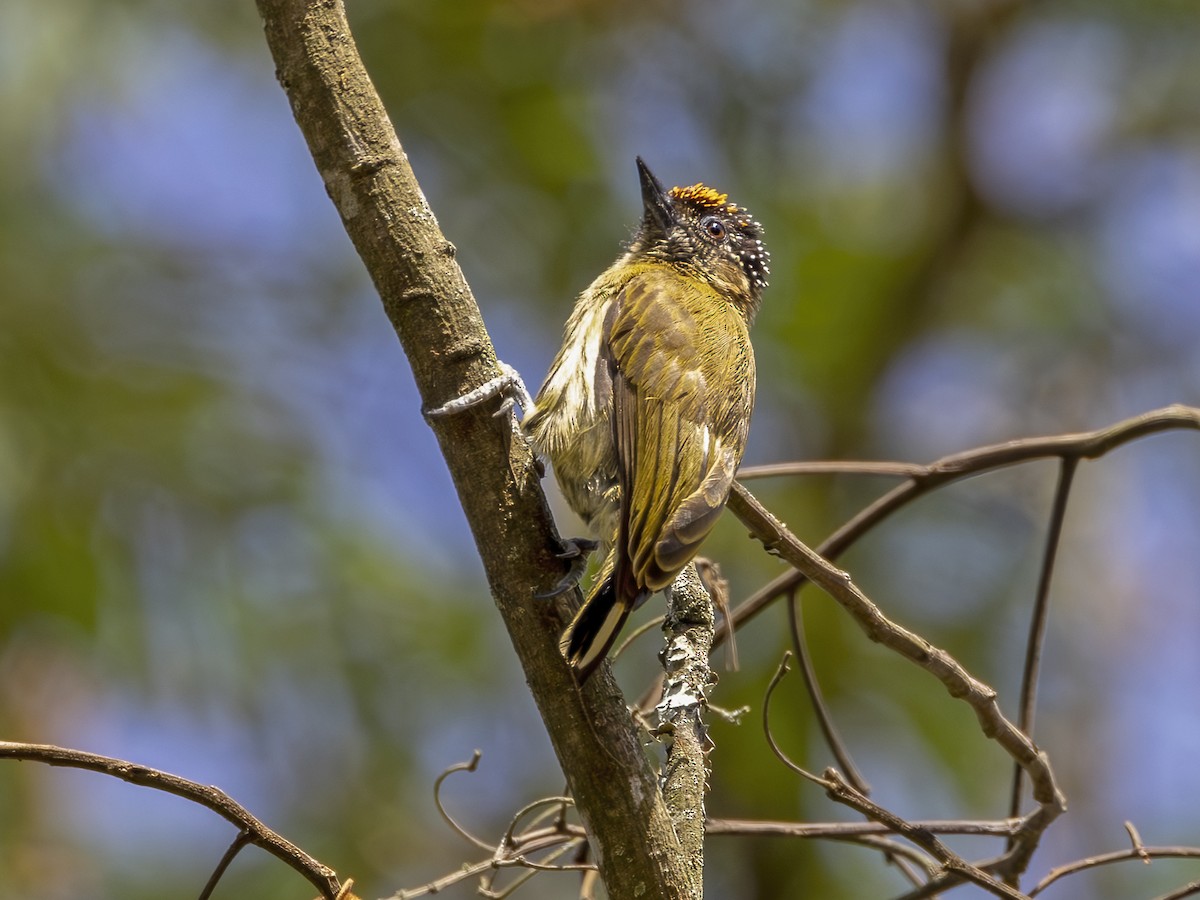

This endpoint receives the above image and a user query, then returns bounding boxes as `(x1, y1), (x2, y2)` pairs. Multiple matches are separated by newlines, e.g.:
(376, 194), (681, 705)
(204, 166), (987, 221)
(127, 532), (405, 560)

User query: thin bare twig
(612, 613), (667, 664)
(0, 741), (346, 899)
(393, 802), (589, 900)
(198, 831), (254, 900)
(785, 589), (869, 793)
(740, 461), (928, 479)
(1126, 820), (1151, 863)
(762, 656), (1029, 899)
(390, 859), (497, 899)
(433, 750), (495, 852)
(696, 557), (738, 671)
(499, 796), (581, 852)
(854, 835), (937, 886)
(410, 758), (591, 898)
(1155, 880), (1200, 900)
(892, 870), (989, 900)
(711, 815), (944, 884)
(723, 405), (1200, 642)
(761, 653), (827, 786)
(790, 587), (929, 887)
(705, 818), (1021, 838)
(693, 407), (1200, 876)
(1030, 846), (1200, 896)
(480, 839), (589, 898)
(732, 485), (1066, 885)
(471, 790), (591, 897)
(1008, 457), (1077, 836)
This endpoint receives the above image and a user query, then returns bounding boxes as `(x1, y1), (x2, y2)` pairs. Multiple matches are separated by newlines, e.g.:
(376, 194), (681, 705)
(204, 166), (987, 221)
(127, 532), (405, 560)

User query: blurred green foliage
(2, 0), (1200, 898)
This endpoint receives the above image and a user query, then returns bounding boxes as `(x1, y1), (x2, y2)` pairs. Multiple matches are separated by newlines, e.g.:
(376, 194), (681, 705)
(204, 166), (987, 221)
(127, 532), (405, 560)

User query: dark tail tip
(561, 575), (643, 682)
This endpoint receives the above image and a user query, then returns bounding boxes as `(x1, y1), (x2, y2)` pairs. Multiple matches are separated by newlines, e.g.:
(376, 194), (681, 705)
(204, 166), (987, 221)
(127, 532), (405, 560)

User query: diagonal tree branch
(723, 404), (1200, 642)
(727, 482), (1067, 883)
(253, 1), (695, 896)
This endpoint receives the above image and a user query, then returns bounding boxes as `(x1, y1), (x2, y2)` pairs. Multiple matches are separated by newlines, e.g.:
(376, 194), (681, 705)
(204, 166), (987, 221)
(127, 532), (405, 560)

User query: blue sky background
(2, 1), (1199, 897)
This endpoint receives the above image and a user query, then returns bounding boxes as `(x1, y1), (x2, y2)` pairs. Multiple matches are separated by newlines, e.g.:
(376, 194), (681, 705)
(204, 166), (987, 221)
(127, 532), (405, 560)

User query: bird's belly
(548, 412), (618, 543)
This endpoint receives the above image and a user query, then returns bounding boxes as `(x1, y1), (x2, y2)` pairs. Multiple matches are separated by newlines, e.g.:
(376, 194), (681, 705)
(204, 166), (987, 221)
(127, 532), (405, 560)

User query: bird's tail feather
(561, 574), (645, 681)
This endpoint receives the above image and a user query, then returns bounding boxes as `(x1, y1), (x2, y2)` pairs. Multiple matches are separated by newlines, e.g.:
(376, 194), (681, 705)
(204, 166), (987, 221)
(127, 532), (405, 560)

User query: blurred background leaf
(1, 0), (1198, 897)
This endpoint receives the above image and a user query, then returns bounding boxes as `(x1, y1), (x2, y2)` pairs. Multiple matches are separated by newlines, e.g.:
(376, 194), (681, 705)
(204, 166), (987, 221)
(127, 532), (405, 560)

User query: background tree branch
(718, 404), (1200, 646)
(0, 740), (349, 899)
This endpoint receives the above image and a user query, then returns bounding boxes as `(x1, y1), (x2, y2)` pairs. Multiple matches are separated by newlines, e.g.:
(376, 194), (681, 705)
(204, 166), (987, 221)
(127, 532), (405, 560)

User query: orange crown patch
(669, 182), (740, 214)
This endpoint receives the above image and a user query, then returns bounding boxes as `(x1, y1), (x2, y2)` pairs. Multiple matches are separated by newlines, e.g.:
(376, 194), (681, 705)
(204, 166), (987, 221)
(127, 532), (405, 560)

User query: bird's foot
(535, 537), (599, 599)
(425, 361), (533, 421)
(558, 537), (600, 559)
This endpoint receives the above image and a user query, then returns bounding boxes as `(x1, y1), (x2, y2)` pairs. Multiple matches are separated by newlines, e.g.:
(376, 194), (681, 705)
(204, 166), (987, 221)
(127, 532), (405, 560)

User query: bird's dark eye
(702, 216), (726, 241)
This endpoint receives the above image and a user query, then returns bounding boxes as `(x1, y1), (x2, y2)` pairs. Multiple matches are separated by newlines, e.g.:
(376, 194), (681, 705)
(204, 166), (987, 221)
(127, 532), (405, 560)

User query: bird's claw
(535, 537), (599, 599)
(556, 537), (599, 559)
(426, 361), (533, 420)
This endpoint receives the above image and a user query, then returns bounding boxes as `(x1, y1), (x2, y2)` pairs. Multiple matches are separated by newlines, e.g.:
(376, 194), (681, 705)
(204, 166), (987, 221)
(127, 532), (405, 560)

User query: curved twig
(498, 795), (580, 854)
(433, 750), (495, 852)
(762, 653), (827, 786)
(0, 741), (346, 899)
(785, 590), (869, 793)
(762, 656), (1029, 899)
(1030, 846), (1200, 896)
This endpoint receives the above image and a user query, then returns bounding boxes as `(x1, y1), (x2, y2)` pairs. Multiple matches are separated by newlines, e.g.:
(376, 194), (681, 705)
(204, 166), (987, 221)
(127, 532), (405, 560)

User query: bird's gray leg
(426, 361), (597, 598)
(425, 361), (533, 420)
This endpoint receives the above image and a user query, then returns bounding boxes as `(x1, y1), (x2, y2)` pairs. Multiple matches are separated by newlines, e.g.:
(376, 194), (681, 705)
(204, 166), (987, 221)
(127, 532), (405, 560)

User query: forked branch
(727, 404), (1200, 638)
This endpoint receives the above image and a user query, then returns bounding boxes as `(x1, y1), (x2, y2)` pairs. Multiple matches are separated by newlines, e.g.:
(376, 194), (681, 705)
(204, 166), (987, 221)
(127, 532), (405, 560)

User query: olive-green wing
(607, 271), (755, 604)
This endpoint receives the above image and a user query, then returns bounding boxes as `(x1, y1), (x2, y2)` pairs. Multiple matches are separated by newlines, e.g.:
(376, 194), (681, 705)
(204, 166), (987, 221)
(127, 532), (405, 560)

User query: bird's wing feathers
(607, 272), (754, 601)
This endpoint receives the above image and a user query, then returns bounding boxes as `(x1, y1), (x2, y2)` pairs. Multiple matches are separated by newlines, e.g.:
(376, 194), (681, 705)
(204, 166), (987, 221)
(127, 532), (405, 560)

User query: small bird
(524, 157), (769, 680)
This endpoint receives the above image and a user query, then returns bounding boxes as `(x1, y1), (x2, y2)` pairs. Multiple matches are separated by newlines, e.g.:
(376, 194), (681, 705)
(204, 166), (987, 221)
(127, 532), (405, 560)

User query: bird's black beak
(637, 157), (675, 235)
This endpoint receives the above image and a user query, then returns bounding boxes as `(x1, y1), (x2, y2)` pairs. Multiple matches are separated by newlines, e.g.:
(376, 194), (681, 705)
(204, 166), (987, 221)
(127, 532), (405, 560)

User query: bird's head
(631, 156), (770, 322)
